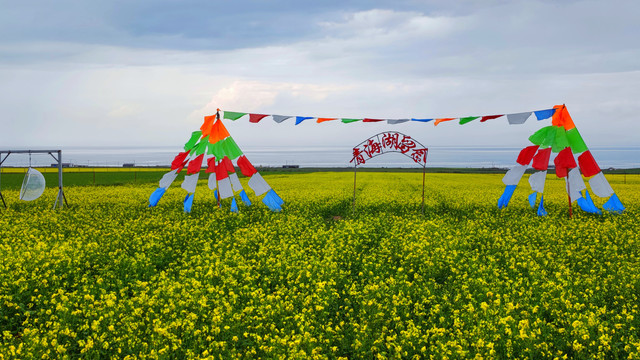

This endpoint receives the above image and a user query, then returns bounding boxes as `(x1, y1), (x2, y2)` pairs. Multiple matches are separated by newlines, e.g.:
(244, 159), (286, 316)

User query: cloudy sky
(1, 0), (639, 150)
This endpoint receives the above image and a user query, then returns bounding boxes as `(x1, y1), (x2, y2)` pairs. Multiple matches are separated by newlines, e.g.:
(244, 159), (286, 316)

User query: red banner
(351, 131), (428, 166)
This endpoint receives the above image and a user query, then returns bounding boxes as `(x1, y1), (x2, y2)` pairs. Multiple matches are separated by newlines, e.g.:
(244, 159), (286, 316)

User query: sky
(1, 0), (639, 151)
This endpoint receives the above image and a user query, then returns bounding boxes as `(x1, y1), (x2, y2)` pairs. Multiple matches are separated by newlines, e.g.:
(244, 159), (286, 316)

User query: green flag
(566, 128), (588, 153)
(552, 126), (569, 153)
(222, 137), (243, 160)
(184, 131), (202, 151)
(341, 118), (362, 123)
(541, 126), (557, 149)
(194, 136), (209, 155)
(529, 126), (554, 146)
(208, 140), (226, 159)
(459, 116), (479, 125)
(223, 111), (247, 121)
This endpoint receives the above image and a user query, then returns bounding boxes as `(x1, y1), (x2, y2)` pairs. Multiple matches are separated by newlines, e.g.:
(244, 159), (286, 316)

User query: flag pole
(352, 161), (357, 211)
(215, 109), (222, 209)
(421, 163), (426, 215)
(559, 105), (573, 219)
(566, 177), (573, 219)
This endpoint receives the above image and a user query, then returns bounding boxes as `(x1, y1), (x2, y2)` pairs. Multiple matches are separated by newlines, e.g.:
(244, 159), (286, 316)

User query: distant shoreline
(2, 166), (640, 174)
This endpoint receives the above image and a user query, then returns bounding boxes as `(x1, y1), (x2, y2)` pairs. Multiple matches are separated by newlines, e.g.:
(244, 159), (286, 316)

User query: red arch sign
(350, 131), (428, 166)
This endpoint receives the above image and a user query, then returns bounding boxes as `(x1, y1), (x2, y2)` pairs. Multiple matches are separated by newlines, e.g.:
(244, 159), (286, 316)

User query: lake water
(1, 146), (639, 169)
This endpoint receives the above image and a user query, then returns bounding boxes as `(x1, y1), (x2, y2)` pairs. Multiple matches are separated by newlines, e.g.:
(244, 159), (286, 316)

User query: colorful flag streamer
(222, 108), (557, 127)
(496, 105), (624, 216)
(149, 110), (284, 213)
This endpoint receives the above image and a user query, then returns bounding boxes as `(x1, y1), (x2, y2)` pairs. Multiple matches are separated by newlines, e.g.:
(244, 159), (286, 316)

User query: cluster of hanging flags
(148, 110), (283, 213)
(221, 108), (558, 125)
(149, 105), (624, 216)
(498, 105), (625, 216)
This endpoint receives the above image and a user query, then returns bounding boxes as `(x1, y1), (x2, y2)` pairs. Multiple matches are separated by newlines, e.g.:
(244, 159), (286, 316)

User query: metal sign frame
(350, 132), (429, 213)
(0, 150), (68, 209)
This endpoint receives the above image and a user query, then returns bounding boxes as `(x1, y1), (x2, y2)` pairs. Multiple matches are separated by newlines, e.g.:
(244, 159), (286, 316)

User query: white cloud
(197, 81), (354, 116)
(320, 9), (461, 43)
(0, 1), (638, 153)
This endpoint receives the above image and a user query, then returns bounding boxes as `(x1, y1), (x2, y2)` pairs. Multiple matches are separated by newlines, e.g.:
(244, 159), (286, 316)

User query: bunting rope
(220, 107), (558, 126)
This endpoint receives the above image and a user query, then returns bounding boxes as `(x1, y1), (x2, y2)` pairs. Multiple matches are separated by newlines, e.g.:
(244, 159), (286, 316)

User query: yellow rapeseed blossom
(0, 172), (638, 358)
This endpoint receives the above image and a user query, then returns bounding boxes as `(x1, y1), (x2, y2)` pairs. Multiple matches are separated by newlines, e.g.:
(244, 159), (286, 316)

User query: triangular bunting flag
(459, 116), (479, 125)
(388, 119), (410, 124)
(249, 114), (269, 123)
(411, 118), (433, 123)
(434, 118), (456, 126)
(295, 116), (315, 125)
(272, 115), (292, 123)
(223, 111), (247, 121)
(507, 112), (531, 125)
(480, 115), (503, 122)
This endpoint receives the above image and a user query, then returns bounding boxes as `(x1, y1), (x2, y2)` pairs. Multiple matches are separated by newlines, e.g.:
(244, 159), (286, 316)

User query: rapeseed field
(1, 172), (639, 359)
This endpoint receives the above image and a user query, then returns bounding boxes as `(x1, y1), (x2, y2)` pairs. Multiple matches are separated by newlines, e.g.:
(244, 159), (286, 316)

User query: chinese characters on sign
(351, 132), (428, 166)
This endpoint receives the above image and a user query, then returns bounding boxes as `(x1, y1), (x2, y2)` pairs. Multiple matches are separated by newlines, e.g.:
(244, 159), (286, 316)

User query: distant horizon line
(3, 145), (640, 150)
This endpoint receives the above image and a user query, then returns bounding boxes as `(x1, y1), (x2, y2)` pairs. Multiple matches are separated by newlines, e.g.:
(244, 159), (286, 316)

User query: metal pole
(57, 150), (64, 209)
(352, 162), (357, 211)
(422, 164), (426, 214)
(0, 152), (5, 209)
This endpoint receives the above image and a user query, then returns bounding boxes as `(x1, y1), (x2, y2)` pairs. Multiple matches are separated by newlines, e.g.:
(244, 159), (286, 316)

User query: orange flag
(200, 114), (216, 136)
(434, 118), (456, 126)
(209, 118), (231, 143)
(316, 118), (337, 123)
(551, 105), (575, 130)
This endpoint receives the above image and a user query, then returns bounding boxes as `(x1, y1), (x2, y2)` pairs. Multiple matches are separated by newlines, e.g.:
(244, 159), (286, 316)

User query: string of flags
(220, 108), (558, 126)
(498, 105), (625, 216)
(148, 110), (283, 213)
(148, 105), (624, 216)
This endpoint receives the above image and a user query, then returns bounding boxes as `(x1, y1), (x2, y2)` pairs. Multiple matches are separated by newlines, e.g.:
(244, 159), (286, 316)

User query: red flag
(219, 156), (235, 173)
(532, 148), (552, 171)
(171, 151), (190, 170)
(216, 168), (229, 180)
(554, 147), (577, 178)
(363, 118), (384, 122)
(205, 157), (217, 173)
(249, 114), (268, 123)
(480, 115), (503, 122)
(237, 155), (257, 177)
(187, 154), (204, 174)
(516, 145), (539, 166)
(578, 150), (600, 177)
